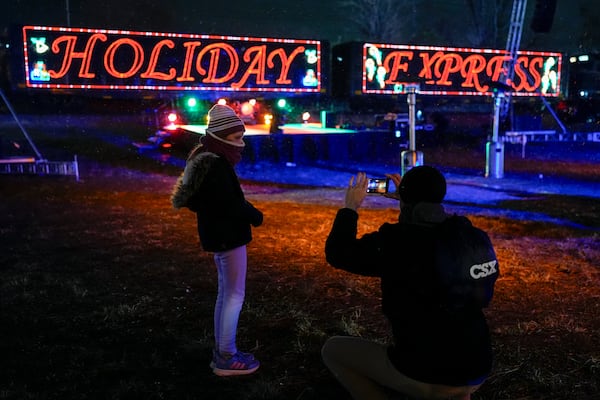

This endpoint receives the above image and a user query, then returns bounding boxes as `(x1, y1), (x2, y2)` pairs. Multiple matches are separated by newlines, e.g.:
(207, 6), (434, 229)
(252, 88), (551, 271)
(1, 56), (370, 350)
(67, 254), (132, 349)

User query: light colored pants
(213, 245), (247, 355)
(322, 336), (482, 400)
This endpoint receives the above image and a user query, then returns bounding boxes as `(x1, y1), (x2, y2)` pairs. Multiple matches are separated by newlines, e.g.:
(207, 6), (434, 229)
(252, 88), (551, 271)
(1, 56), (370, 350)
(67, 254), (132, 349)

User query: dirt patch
(1, 168), (598, 400)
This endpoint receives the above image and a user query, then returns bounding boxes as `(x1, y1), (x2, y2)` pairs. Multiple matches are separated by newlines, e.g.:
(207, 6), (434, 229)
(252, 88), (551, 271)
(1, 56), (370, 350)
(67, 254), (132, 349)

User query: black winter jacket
(325, 205), (493, 386)
(171, 152), (263, 252)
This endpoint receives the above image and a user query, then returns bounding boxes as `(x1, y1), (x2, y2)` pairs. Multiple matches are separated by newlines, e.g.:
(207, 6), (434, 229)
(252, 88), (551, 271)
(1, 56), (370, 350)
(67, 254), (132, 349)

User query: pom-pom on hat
(399, 165), (447, 204)
(205, 104), (245, 138)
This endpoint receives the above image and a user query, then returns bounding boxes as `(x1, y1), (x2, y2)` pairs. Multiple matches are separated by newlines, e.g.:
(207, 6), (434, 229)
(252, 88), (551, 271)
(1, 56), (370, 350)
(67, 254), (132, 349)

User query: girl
(172, 104), (263, 376)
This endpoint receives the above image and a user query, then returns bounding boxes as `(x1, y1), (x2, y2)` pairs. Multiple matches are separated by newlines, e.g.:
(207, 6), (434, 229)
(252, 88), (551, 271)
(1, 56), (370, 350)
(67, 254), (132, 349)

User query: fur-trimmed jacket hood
(171, 151), (219, 210)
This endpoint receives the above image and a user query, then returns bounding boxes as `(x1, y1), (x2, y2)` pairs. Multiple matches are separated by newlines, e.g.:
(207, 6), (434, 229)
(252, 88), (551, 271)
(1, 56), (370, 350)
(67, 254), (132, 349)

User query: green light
(186, 97), (198, 108)
(277, 99), (287, 109)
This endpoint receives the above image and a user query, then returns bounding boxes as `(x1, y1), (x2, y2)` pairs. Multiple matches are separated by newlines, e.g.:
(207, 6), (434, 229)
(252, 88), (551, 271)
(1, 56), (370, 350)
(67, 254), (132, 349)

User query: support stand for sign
(484, 0), (527, 178)
(486, 0), (567, 178)
(486, 92), (505, 179)
(0, 88), (79, 181)
(400, 85), (423, 175)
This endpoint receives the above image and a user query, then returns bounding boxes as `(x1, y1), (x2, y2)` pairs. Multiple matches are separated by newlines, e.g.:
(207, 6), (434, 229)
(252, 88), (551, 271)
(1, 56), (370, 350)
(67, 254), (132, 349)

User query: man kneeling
(323, 166), (498, 400)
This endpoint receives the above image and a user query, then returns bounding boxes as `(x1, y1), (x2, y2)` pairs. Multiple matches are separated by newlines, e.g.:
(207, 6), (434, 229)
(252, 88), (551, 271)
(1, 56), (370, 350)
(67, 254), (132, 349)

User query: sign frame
(22, 25), (324, 93)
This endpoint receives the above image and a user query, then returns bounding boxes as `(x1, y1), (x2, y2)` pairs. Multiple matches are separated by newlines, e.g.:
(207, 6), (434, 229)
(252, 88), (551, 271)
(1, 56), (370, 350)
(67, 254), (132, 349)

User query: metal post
(0, 88), (44, 160)
(483, 0), (526, 179)
(66, 0), (71, 26)
(401, 85), (423, 175)
(486, 93), (505, 178)
(408, 86), (416, 152)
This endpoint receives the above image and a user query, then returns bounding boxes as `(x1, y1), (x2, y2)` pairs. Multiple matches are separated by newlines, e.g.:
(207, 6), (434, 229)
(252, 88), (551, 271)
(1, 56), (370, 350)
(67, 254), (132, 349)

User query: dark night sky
(5, 0), (350, 42)
(4, 0), (600, 53)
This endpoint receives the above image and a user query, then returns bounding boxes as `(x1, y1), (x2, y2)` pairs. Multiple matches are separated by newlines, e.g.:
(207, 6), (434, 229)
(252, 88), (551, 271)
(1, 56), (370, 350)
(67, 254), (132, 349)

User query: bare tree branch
(339, 0), (417, 42)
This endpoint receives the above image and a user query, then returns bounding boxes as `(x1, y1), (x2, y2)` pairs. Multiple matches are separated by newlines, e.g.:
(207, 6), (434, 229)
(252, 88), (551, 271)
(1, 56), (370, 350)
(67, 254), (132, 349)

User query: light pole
(400, 84), (423, 175)
(486, 91), (505, 178)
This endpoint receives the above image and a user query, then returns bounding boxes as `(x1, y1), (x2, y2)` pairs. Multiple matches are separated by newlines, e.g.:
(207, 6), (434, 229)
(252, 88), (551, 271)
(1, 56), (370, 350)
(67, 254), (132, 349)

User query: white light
(578, 55), (589, 62)
(241, 102), (254, 116)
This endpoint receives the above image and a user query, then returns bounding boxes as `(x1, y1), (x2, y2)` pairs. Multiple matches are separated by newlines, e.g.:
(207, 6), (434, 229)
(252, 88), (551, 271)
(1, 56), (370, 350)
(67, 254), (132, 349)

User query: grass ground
(1, 116), (599, 399)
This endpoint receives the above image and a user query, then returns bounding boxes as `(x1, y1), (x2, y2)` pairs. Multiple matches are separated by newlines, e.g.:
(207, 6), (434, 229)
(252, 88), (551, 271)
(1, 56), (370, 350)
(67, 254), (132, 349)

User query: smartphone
(366, 177), (389, 194)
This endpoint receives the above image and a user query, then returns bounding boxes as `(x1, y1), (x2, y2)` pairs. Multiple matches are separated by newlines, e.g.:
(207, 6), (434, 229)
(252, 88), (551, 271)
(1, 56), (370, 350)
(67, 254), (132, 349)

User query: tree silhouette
(339, 0), (417, 43)
(464, 0), (512, 48)
(338, 0), (514, 47)
(577, 3), (600, 53)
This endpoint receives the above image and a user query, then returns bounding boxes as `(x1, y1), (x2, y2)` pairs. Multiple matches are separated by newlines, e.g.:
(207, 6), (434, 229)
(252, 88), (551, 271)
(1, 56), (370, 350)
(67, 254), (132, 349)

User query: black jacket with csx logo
(325, 203), (494, 386)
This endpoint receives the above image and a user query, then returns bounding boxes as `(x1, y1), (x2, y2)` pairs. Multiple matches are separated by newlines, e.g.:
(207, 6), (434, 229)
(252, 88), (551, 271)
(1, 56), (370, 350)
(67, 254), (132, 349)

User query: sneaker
(212, 351), (260, 376)
(209, 349), (255, 370)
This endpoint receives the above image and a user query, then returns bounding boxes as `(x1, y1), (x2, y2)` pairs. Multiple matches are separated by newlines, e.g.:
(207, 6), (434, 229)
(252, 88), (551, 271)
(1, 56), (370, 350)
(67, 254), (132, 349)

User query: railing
(0, 156), (79, 181)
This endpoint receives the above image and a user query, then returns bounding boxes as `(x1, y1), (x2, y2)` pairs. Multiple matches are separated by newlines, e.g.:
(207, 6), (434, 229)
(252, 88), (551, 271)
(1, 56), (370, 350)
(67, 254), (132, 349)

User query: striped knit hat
(205, 104), (245, 138)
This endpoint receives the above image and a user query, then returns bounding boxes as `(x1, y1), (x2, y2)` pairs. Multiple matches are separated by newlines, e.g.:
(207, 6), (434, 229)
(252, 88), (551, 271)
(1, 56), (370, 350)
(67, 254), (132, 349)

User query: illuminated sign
(362, 43), (562, 97)
(22, 25), (323, 93)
